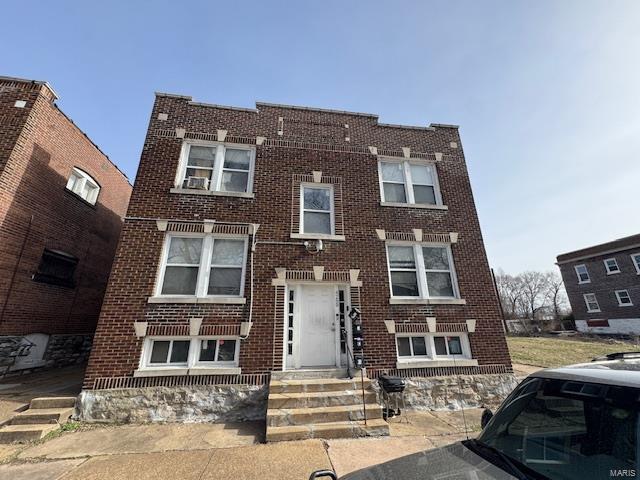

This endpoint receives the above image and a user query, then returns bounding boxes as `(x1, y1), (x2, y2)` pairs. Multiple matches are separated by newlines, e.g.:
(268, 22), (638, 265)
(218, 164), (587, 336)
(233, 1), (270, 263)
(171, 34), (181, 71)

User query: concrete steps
(0, 396), (76, 443)
(265, 372), (388, 442)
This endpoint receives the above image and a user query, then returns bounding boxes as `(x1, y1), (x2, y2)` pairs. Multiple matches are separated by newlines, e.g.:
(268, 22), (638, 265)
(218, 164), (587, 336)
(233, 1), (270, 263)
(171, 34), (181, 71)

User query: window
(396, 334), (470, 360)
(177, 142), (254, 194)
(32, 249), (78, 288)
(615, 290), (633, 307)
(157, 234), (247, 298)
(66, 167), (100, 205)
(574, 264), (590, 283)
(386, 244), (459, 299)
(300, 185), (334, 235)
(604, 258), (620, 274)
(632, 253), (640, 274)
(378, 160), (441, 205)
(142, 337), (239, 369)
(583, 293), (600, 313)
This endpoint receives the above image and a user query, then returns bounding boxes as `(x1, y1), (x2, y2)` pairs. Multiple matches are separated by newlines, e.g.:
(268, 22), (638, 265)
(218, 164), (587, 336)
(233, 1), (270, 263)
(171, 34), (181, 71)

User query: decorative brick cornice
(377, 230), (459, 244)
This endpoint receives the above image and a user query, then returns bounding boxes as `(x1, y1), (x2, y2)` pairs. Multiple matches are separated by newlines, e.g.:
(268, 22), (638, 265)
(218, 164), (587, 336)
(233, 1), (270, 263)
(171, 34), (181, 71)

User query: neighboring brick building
(81, 92), (513, 426)
(0, 76), (132, 372)
(557, 234), (640, 335)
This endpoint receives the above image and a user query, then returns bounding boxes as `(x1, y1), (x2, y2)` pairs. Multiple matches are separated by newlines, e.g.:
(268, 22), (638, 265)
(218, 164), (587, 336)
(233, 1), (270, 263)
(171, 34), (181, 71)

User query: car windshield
(477, 377), (639, 480)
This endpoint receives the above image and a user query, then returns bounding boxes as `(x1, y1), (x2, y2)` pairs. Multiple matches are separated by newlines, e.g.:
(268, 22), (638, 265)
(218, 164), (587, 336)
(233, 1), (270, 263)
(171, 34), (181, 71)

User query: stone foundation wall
(78, 384), (268, 423)
(44, 334), (93, 368)
(373, 373), (518, 410)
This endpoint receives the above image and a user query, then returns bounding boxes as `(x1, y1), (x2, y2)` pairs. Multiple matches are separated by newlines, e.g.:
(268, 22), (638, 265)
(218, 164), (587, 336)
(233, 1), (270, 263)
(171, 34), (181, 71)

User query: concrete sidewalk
(0, 409), (484, 479)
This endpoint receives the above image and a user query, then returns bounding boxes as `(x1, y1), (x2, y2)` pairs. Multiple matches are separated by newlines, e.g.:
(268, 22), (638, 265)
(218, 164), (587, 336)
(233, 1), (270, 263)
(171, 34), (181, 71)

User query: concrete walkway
(0, 409), (484, 479)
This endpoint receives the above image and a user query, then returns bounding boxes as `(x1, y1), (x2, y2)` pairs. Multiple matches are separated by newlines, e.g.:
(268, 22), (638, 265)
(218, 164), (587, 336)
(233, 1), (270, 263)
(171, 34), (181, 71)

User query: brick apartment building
(80, 92), (514, 435)
(557, 234), (640, 335)
(0, 76), (132, 373)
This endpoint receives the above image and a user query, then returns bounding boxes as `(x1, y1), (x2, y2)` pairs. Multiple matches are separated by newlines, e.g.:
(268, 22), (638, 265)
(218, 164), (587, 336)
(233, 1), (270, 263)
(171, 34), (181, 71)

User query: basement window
(66, 167), (100, 205)
(141, 337), (239, 369)
(32, 249), (78, 288)
(148, 339), (190, 366)
(396, 333), (470, 361)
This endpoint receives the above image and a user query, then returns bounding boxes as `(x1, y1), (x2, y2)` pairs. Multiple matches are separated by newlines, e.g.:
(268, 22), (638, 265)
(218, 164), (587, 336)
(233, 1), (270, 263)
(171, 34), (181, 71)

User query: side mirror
(480, 408), (494, 429)
(310, 470), (338, 480)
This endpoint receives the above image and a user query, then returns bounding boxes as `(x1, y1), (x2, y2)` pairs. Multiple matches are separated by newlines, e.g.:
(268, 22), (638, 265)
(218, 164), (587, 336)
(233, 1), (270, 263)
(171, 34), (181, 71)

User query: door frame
(282, 283), (351, 371)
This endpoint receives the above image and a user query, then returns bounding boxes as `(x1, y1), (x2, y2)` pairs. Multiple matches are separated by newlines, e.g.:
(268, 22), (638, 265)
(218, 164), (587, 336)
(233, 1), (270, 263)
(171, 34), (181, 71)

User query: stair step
(10, 407), (74, 425)
(268, 390), (377, 409)
(270, 378), (371, 394)
(30, 397), (76, 409)
(0, 424), (59, 443)
(267, 403), (383, 427)
(271, 368), (349, 381)
(266, 419), (389, 442)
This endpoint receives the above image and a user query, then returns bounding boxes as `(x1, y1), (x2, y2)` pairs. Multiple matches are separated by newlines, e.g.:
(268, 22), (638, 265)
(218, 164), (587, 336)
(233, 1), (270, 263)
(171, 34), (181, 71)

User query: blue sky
(3, 1), (639, 273)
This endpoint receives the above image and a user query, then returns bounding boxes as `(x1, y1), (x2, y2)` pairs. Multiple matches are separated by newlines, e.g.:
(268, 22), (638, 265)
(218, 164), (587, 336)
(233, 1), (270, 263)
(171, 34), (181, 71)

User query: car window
(479, 378), (638, 479)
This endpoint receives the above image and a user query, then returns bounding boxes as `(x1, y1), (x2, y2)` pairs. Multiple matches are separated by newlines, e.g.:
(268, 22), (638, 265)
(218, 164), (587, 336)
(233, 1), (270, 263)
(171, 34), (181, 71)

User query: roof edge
(0, 75), (59, 100)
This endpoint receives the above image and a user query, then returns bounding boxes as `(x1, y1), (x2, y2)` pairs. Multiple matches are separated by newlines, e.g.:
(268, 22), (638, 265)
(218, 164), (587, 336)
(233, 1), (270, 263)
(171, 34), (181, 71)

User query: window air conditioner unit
(186, 176), (209, 189)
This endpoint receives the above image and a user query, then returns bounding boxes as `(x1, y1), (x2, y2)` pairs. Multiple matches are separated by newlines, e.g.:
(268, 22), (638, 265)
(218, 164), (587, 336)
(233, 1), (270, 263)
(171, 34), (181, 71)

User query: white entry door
(300, 285), (337, 367)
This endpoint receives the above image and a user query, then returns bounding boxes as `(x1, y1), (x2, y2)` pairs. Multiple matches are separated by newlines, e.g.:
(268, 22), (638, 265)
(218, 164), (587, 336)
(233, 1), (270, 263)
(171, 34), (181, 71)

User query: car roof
(531, 356), (640, 388)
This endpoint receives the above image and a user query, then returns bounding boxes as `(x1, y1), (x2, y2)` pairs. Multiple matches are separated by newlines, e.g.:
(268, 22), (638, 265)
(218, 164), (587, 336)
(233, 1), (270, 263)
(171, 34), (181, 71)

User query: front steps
(266, 372), (389, 442)
(0, 396), (76, 443)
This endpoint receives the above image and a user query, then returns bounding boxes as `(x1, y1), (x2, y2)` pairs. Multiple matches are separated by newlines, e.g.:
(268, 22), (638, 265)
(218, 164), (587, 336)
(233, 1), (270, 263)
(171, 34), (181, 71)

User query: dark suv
(312, 353), (640, 479)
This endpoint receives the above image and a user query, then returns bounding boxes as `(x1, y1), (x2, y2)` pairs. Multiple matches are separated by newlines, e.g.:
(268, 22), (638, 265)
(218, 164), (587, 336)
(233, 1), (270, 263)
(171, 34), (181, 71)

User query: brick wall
(84, 94), (511, 387)
(0, 78), (132, 338)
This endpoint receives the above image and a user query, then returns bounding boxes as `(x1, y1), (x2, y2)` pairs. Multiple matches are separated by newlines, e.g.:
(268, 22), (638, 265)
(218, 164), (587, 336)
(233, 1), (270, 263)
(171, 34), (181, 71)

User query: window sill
(147, 296), (247, 304)
(389, 298), (466, 305)
(606, 271), (621, 275)
(134, 367), (241, 377)
(618, 304), (634, 308)
(396, 359), (478, 369)
(586, 310), (601, 314)
(64, 187), (97, 209)
(578, 281), (591, 285)
(170, 188), (255, 199)
(188, 367), (241, 375)
(290, 233), (346, 242)
(380, 202), (448, 210)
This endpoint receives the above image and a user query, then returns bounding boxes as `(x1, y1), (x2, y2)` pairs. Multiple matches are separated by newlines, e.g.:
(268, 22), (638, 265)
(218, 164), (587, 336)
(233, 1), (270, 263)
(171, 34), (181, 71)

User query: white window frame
(395, 333), (471, 362)
(65, 167), (100, 205)
(385, 243), (460, 300)
(583, 293), (601, 313)
(604, 257), (620, 274)
(299, 183), (335, 236)
(175, 141), (256, 194)
(631, 253), (640, 275)
(574, 264), (590, 284)
(615, 290), (633, 307)
(377, 158), (443, 206)
(155, 233), (248, 299)
(140, 336), (240, 370)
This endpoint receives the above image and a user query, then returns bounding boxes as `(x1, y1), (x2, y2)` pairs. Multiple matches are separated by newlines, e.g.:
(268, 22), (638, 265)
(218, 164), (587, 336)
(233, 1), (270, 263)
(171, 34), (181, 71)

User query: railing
(340, 324), (367, 426)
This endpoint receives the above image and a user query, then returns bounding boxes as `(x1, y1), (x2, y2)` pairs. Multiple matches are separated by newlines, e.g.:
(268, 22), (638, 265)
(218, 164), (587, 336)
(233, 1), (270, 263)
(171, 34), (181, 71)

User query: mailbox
(353, 337), (364, 350)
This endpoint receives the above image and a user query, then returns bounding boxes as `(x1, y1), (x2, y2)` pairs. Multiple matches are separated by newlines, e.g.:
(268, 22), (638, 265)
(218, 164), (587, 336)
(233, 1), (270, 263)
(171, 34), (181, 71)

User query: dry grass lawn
(507, 335), (640, 368)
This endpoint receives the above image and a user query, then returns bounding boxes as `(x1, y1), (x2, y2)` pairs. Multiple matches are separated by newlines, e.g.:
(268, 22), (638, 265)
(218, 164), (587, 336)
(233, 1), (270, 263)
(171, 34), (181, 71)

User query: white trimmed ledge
(170, 188), (255, 199)
(380, 202), (448, 210)
(134, 367), (242, 377)
(290, 233), (346, 242)
(396, 359), (478, 369)
(390, 298), (467, 305)
(147, 296), (247, 304)
(188, 367), (241, 376)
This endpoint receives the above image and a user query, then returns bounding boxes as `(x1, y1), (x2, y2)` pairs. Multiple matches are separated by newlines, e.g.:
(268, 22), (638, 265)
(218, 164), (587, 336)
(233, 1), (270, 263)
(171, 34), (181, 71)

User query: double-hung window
(615, 290), (633, 307)
(66, 167), (100, 205)
(604, 258), (620, 274)
(396, 333), (470, 361)
(583, 293), (600, 313)
(631, 253), (640, 274)
(157, 234), (247, 299)
(142, 337), (240, 370)
(574, 264), (590, 283)
(378, 160), (441, 206)
(178, 142), (254, 194)
(386, 244), (459, 299)
(300, 185), (334, 236)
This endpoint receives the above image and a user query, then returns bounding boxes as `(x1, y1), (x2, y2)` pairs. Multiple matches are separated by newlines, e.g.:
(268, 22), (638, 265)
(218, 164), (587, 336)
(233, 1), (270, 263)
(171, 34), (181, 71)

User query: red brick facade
(0, 77), (131, 339)
(84, 93), (511, 389)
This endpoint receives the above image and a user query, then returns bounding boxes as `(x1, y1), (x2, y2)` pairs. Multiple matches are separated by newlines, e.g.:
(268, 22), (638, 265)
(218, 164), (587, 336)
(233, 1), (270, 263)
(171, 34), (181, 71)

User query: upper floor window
(604, 258), (620, 274)
(631, 253), (640, 274)
(66, 167), (100, 205)
(300, 185), (334, 236)
(386, 244), (459, 299)
(176, 142), (255, 194)
(615, 290), (633, 307)
(156, 234), (247, 298)
(378, 160), (441, 206)
(32, 249), (78, 288)
(583, 293), (600, 313)
(574, 264), (590, 283)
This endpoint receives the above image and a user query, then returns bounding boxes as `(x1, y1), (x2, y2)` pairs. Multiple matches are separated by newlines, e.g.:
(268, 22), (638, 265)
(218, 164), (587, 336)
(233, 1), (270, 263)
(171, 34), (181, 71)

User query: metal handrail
(340, 325), (367, 426)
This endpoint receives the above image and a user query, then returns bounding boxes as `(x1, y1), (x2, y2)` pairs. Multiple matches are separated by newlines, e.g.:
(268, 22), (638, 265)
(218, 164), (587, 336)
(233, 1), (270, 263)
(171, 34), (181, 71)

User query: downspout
(240, 224), (260, 340)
